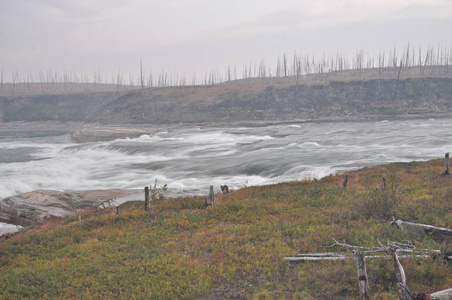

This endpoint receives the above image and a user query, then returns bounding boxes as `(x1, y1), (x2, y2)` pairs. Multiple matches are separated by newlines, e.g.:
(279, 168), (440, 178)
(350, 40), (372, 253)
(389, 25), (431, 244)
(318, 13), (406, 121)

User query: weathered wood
(355, 251), (370, 300)
(144, 186), (150, 211)
(314, 178), (320, 192)
(380, 177), (386, 190)
(116, 207), (119, 215)
(220, 185), (229, 194)
(443, 153), (449, 175)
(431, 288), (452, 299)
(207, 185), (214, 206)
(390, 248), (412, 300)
(343, 175), (348, 188)
(391, 219), (452, 236)
(78, 213), (81, 225)
(284, 254), (429, 262)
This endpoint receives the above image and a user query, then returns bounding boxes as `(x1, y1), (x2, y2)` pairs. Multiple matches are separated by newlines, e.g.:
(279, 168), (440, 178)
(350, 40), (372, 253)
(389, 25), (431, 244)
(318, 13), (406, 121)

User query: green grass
(1, 159), (451, 299)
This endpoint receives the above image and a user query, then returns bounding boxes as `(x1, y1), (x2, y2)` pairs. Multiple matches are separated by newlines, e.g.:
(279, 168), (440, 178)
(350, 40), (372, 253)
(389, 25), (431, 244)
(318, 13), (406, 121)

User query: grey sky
(1, 0), (451, 83)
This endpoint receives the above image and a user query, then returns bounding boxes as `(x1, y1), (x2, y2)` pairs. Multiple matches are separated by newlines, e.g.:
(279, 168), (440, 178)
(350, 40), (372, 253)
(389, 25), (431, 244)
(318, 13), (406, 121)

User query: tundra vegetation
(0, 158), (451, 299)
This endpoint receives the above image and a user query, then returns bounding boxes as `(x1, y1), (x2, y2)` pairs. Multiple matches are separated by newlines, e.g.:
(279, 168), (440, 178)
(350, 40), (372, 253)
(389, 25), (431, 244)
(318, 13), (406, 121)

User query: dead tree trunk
(355, 251), (370, 300)
(144, 186), (150, 211)
(390, 248), (412, 300)
(314, 178), (320, 192)
(443, 153), (449, 175)
(391, 219), (452, 236)
(207, 185), (214, 206)
(381, 178), (386, 190)
(343, 175), (348, 188)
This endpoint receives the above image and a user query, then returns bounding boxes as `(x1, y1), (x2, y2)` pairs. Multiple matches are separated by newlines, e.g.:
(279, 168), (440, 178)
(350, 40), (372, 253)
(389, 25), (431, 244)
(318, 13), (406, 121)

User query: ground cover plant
(0, 158), (451, 299)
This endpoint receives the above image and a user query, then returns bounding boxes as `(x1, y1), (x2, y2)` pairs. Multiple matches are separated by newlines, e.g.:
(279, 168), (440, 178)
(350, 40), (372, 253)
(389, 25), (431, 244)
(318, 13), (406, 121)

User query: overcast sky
(1, 0), (451, 83)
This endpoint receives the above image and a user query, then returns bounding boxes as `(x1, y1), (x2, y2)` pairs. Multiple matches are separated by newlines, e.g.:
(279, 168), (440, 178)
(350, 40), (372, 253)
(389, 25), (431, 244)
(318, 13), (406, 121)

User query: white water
(1, 118), (451, 232)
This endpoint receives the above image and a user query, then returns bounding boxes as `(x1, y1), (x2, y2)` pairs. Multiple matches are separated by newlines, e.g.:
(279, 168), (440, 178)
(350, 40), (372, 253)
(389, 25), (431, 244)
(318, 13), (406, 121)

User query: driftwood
(355, 251), (370, 300)
(391, 219), (452, 236)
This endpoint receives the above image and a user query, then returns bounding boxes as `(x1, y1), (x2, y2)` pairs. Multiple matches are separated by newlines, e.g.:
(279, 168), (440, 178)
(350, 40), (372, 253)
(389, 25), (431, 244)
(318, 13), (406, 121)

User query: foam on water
(1, 118), (451, 232)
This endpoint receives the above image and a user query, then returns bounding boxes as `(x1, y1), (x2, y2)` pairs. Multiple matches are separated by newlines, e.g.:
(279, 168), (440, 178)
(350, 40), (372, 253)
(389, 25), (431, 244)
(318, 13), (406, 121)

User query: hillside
(0, 158), (451, 299)
(1, 66), (452, 125)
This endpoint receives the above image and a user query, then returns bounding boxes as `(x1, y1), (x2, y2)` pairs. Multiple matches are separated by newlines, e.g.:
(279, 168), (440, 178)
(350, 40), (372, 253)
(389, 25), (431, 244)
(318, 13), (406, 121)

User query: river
(1, 118), (451, 232)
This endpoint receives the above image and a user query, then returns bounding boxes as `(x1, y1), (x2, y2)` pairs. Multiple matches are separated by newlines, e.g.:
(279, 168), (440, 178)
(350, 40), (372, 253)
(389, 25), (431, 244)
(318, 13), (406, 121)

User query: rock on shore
(0, 189), (141, 226)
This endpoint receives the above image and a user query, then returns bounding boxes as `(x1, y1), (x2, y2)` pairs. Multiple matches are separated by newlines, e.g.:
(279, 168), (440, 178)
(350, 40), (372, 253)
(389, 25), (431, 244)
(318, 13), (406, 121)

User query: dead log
(430, 288), (452, 299)
(284, 253), (430, 262)
(355, 251), (370, 300)
(391, 219), (452, 236)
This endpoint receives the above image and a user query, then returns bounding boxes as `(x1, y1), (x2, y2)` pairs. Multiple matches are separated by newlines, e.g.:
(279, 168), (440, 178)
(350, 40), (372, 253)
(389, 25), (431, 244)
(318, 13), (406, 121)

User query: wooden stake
(443, 153), (449, 175)
(343, 175), (348, 188)
(355, 251), (370, 300)
(207, 185), (214, 206)
(314, 178), (320, 192)
(144, 186), (150, 211)
(380, 178), (386, 190)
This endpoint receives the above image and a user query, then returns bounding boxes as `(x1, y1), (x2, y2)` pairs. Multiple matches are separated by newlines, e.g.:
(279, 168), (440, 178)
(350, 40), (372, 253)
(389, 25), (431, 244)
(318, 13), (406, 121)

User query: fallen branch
(284, 254), (430, 262)
(391, 219), (452, 236)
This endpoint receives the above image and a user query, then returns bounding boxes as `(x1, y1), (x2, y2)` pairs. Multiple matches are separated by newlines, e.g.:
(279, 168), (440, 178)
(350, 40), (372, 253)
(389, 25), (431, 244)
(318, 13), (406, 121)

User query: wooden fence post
(380, 178), (386, 190)
(355, 251), (370, 300)
(314, 178), (320, 192)
(443, 153), (449, 175)
(207, 185), (214, 206)
(145, 186), (150, 211)
(343, 175), (348, 188)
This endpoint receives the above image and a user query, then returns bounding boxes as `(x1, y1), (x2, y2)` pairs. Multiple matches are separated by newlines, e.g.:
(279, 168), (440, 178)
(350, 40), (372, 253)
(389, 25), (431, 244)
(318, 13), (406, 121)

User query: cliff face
(1, 77), (452, 125)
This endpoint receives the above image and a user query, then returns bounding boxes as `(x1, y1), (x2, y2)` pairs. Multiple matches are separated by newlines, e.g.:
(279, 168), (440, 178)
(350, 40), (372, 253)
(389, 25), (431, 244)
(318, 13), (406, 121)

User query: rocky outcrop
(0, 189), (140, 226)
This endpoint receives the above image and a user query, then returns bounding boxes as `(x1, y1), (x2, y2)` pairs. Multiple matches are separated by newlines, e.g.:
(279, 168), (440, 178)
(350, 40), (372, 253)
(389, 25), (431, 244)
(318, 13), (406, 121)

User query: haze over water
(1, 118), (451, 202)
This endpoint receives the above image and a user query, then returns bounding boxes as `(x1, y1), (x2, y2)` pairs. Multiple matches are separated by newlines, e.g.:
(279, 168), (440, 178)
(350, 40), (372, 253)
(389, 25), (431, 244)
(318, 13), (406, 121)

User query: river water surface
(1, 118), (451, 231)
